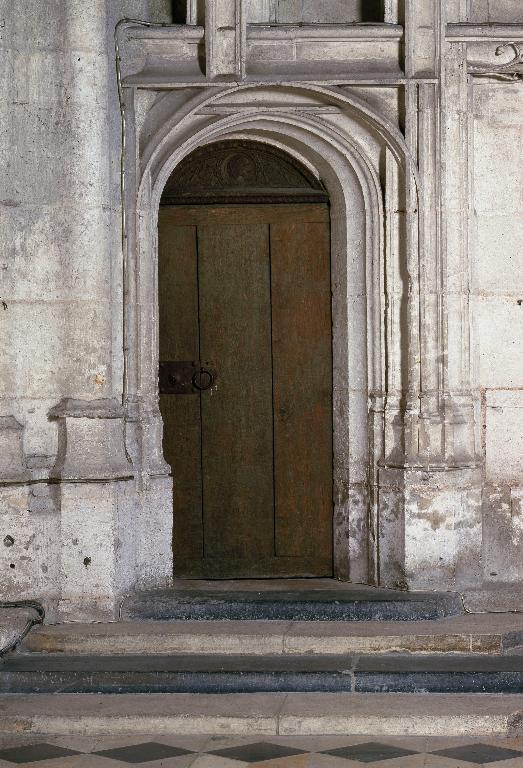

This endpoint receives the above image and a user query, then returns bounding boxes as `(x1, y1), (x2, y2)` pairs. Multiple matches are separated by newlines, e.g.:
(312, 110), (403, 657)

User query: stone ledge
(447, 23), (523, 41)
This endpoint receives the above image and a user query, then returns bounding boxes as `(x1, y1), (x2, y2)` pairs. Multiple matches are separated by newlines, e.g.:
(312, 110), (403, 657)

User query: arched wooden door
(158, 143), (333, 578)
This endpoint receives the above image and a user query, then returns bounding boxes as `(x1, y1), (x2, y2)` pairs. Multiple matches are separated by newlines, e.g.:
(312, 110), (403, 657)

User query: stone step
(0, 692), (521, 736)
(121, 582), (464, 621)
(21, 614), (523, 656)
(2, 653), (523, 694)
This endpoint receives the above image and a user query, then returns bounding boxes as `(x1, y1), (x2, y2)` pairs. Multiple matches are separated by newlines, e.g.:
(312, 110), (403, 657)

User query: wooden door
(158, 204), (333, 578)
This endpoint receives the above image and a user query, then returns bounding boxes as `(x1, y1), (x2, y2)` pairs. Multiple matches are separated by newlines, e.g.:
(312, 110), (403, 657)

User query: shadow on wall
(172, 0), (187, 22)
(171, 0), (385, 25)
(360, 0), (384, 22)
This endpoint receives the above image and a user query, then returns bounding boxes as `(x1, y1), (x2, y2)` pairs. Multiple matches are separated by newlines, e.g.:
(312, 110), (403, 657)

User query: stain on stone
(414, 509), (447, 531)
(83, 557), (91, 567)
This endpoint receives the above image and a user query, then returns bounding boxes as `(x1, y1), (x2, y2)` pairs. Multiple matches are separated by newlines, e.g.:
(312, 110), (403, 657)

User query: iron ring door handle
(192, 367), (214, 391)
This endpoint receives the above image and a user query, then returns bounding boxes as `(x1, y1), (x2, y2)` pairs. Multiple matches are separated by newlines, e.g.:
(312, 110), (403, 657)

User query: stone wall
(472, 79), (523, 584)
(0, 0), (522, 619)
(470, 0), (523, 23)
(0, 1), (174, 620)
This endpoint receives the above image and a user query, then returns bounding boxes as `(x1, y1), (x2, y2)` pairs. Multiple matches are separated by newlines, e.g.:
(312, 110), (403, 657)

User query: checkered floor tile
(207, 741), (308, 762)
(321, 741), (419, 762)
(0, 736), (522, 765)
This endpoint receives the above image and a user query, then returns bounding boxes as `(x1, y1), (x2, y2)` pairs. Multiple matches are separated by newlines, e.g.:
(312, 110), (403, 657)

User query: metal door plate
(159, 361), (215, 394)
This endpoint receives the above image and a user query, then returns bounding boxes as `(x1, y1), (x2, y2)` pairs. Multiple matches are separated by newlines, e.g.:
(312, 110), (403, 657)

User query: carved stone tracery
(469, 43), (523, 81)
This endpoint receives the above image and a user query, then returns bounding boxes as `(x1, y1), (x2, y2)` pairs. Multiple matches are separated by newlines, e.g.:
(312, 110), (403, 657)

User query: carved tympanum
(161, 140), (328, 204)
(469, 43), (523, 81)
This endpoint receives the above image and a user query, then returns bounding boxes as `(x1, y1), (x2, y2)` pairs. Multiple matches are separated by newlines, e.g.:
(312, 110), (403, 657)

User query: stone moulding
(48, 398), (126, 420)
(247, 24), (404, 41)
(120, 21), (405, 84)
(121, 67), (430, 585)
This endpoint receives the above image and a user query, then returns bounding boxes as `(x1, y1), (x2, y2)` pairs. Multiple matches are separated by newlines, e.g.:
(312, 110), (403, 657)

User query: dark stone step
(3, 654), (522, 694)
(121, 586), (464, 622)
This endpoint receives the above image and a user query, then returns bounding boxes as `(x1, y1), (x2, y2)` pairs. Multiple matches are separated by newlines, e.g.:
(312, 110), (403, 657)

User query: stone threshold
(22, 613), (523, 656)
(120, 581), (464, 621)
(0, 692), (521, 736)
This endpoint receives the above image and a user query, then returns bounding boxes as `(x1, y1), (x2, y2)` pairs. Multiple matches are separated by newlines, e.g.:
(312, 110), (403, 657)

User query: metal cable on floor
(0, 600), (45, 657)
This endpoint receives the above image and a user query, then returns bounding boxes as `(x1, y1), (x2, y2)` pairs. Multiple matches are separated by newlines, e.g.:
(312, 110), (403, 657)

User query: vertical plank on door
(157, 216), (203, 562)
(198, 223), (275, 561)
(270, 216), (333, 560)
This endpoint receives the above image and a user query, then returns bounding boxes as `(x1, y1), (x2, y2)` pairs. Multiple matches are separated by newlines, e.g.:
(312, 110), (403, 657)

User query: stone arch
(126, 83), (413, 584)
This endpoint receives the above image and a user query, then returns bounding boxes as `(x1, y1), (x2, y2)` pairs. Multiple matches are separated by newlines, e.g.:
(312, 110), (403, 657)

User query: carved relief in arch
(160, 139), (329, 204)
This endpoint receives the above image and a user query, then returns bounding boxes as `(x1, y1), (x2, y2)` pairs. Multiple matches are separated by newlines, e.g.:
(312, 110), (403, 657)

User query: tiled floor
(0, 735), (522, 767)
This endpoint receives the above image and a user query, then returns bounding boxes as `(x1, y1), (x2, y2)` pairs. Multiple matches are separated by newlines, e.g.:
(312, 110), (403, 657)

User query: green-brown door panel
(198, 222), (275, 561)
(158, 219), (203, 561)
(271, 218), (333, 561)
(158, 204), (333, 578)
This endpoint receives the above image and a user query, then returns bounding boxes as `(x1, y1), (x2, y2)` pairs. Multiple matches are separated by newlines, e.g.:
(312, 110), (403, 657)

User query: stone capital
(49, 398), (133, 482)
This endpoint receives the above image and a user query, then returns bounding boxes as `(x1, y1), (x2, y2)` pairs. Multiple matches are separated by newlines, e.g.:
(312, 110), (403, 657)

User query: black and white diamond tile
(0, 743), (82, 764)
(207, 741), (308, 762)
(430, 742), (523, 764)
(0, 737), (522, 766)
(93, 741), (194, 763)
(321, 741), (419, 762)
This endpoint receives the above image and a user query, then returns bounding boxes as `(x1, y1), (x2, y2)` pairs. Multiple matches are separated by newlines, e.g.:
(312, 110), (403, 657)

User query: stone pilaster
(49, 399), (134, 620)
(205, 0), (246, 79)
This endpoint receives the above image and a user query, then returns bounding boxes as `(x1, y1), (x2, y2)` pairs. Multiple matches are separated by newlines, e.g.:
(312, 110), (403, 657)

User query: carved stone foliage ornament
(160, 140), (328, 204)
(469, 43), (523, 81)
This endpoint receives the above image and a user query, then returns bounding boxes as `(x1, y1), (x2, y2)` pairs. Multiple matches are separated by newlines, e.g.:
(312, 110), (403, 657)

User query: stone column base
(135, 475), (174, 592)
(58, 480), (137, 622)
(0, 485), (60, 607)
(378, 467), (482, 591)
(48, 398), (173, 622)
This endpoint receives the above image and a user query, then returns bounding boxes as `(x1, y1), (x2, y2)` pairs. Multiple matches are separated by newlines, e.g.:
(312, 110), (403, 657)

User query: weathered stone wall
(472, 79), (523, 584)
(0, 0), (522, 619)
(0, 0), (173, 618)
(1, 0), (171, 457)
(470, 0), (522, 23)
(470, 0), (523, 587)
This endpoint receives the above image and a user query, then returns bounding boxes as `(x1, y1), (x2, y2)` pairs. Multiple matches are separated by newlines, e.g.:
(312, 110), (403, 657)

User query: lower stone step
(2, 653), (523, 694)
(0, 692), (521, 736)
